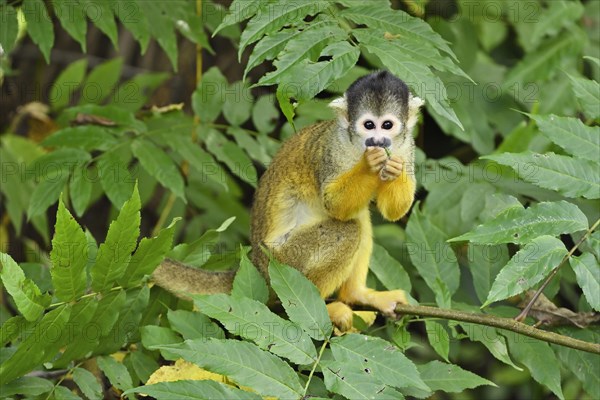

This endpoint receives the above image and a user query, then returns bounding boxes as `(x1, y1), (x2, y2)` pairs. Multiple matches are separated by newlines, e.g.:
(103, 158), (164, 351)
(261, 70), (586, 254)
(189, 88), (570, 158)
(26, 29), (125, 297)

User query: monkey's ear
(329, 96), (349, 128)
(406, 94), (425, 132)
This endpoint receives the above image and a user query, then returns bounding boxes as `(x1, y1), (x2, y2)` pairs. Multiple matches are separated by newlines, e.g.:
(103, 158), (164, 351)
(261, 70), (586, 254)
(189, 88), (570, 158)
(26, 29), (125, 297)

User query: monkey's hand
(380, 154), (403, 181)
(365, 147), (387, 174)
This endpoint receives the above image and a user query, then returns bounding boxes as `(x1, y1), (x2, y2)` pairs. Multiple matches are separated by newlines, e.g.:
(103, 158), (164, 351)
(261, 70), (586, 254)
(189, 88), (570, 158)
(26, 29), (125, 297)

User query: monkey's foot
(344, 289), (408, 318)
(368, 289), (408, 317)
(327, 301), (354, 332)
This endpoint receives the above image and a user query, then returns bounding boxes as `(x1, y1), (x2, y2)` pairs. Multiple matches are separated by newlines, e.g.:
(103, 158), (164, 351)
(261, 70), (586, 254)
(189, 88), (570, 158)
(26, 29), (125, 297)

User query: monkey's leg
(337, 212), (408, 317)
(271, 218), (361, 330)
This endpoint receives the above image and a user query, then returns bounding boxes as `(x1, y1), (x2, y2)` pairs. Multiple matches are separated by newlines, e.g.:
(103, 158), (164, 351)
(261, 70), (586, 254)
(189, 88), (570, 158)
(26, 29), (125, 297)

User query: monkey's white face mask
(329, 94), (424, 148)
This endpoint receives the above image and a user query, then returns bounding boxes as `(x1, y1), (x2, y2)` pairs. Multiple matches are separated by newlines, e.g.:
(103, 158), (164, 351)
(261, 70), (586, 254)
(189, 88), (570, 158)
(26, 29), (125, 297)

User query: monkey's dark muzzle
(365, 137), (392, 148)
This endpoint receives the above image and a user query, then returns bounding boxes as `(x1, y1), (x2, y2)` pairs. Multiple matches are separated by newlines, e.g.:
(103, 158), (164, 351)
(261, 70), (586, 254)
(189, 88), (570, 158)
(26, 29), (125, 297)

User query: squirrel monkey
(153, 71), (424, 330)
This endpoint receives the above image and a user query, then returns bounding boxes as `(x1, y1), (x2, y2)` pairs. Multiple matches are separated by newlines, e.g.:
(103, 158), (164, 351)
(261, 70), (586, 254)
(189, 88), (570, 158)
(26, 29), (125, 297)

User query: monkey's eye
(382, 120), (393, 130)
(364, 120), (376, 130)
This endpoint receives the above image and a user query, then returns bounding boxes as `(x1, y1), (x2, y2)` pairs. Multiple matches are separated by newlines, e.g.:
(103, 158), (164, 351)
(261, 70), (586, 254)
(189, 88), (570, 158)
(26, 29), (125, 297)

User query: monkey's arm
(322, 156), (380, 221)
(376, 168), (416, 221)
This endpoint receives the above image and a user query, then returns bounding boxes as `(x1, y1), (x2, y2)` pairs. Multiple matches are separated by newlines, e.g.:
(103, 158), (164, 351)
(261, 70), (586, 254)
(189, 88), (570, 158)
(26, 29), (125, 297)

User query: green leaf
(0, 4), (18, 55)
(27, 149), (91, 219)
(97, 151), (135, 208)
(167, 309), (225, 340)
(258, 25), (347, 85)
(503, 31), (583, 103)
(504, 332), (564, 399)
(252, 95), (279, 134)
(114, 0), (150, 52)
(277, 41), (360, 101)
(229, 127), (271, 166)
(193, 293), (317, 365)
(50, 197), (88, 301)
(192, 67), (227, 123)
(141, 326), (183, 358)
(0, 305), (71, 384)
(69, 164), (93, 217)
(22, 0), (54, 62)
(516, 1), (583, 52)
(268, 260), (332, 340)
(244, 30), (299, 79)
(79, 58), (123, 104)
(49, 299), (97, 366)
(60, 103), (146, 132)
(451, 201), (589, 244)
(276, 85), (295, 125)
(118, 218), (179, 288)
(553, 328), (600, 398)
(132, 138), (185, 200)
(0, 316), (30, 346)
(72, 367), (103, 400)
(96, 286), (149, 354)
(370, 243), (411, 292)
(0, 376), (54, 397)
(355, 30), (462, 129)
(0, 253), (50, 321)
(128, 351), (159, 384)
(169, 217), (235, 267)
(527, 114), (600, 163)
(406, 207), (459, 306)
(223, 81), (253, 126)
(125, 380), (262, 400)
(321, 360), (406, 399)
(27, 173), (70, 219)
(483, 236), (567, 307)
(341, 4), (456, 60)
(97, 355), (133, 392)
(418, 360), (495, 393)
(569, 74), (600, 119)
(330, 333), (429, 391)
(155, 338), (304, 399)
(91, 184), (141, 292)
(347, 13), (467, 80)
(54, 0), (87, 51)
(54, 291), (125, 365)
(232, 249), (269, 303)
(458, 322), (521, 370)
(168, 135), (228, 191)
(570, 252), (600, 311)
(467, 244), (509, 304)
(111, 72), (169, 111)
(50, 58), (88, 110)
(214, 0), (261, 35)
(52, 385), (83, 400)
(238, 0), (330, 57)
(142, 1), (178, 70)
(425, 321), (449, 362)
(82, 0), (118, 48)
(204, 130), (257, 187)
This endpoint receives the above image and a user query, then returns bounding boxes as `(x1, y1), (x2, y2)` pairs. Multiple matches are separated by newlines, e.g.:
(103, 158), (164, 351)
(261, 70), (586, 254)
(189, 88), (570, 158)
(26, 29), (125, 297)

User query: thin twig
(392, 304), (599, 354)
(303, 338), (330, 397)
(515, 218), (600, 322)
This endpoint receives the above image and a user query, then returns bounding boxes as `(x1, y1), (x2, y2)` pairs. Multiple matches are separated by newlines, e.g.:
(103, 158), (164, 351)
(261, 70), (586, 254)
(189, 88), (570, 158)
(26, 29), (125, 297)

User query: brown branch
(393, 304), (600, 354)
(515, 218), (600, 322)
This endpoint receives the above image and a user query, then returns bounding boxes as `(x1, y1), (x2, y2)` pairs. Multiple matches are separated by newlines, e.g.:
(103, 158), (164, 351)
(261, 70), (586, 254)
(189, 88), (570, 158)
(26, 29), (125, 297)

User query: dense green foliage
(0, 0), (598, 399)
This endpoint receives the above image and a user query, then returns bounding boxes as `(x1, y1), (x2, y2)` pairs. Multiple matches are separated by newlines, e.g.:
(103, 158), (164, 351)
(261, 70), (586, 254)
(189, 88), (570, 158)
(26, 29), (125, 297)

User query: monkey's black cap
(346, 70), (410, 122)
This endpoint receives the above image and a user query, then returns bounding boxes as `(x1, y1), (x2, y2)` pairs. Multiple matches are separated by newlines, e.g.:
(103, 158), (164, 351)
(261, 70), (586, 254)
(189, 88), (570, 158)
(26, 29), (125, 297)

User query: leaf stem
(390, 304), (600, 354)
(302, 337), (330, 397)
(515, 217), (600, 322)
(48, 286), (124, 308)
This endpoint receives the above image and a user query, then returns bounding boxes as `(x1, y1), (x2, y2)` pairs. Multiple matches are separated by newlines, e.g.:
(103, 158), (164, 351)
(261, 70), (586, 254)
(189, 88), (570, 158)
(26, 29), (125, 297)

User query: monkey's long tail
(152, 258), (235, 299)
